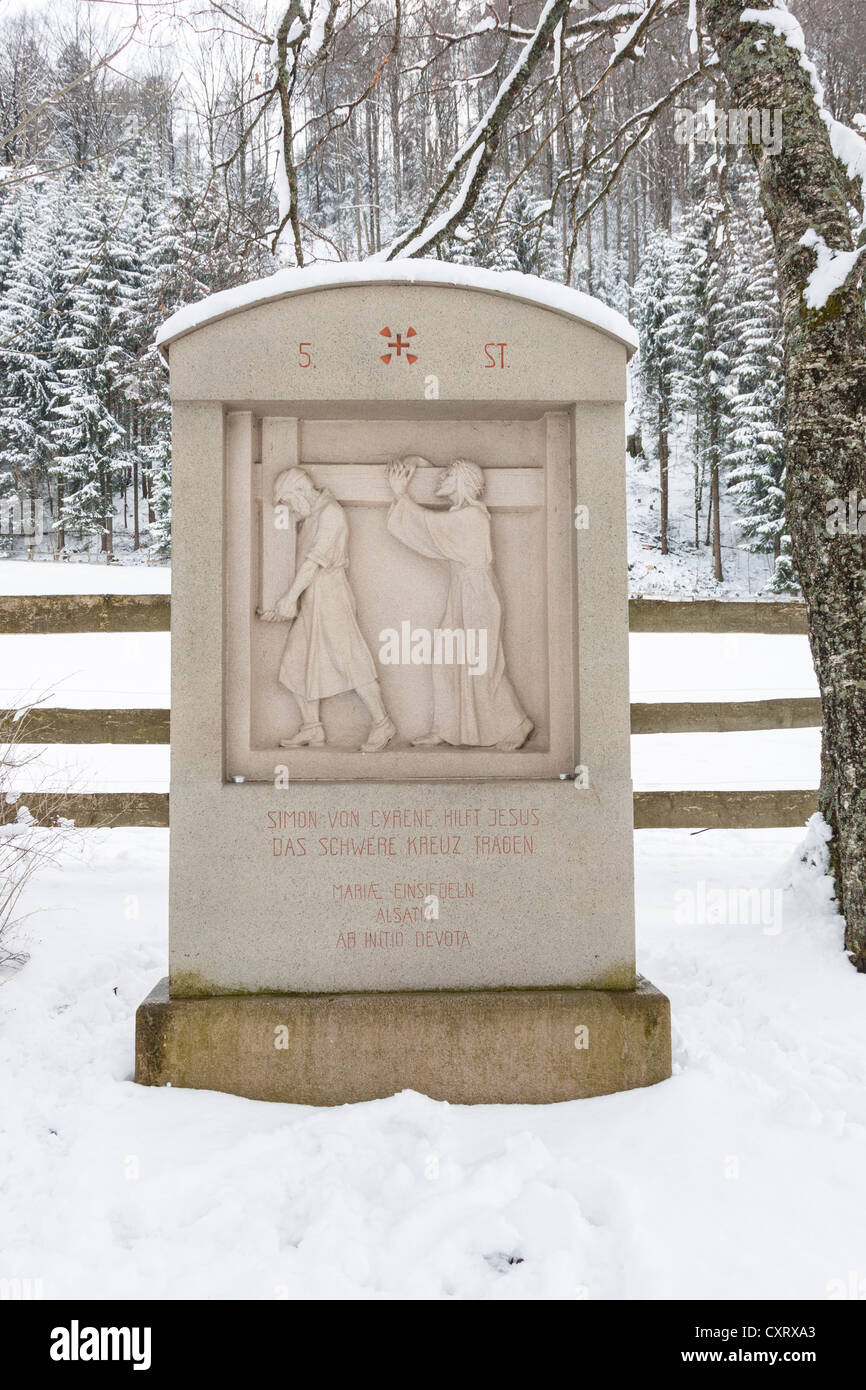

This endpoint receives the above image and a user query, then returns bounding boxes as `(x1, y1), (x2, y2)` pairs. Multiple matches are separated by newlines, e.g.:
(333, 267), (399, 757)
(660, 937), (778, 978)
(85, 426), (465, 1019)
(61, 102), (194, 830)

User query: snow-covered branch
(379, 0), (571, 261)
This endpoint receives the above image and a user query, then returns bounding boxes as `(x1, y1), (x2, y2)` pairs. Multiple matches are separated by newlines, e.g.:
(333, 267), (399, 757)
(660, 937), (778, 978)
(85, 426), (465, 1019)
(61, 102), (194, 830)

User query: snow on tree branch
(379, 0), (571, 261)
(740, 2), (866, 308)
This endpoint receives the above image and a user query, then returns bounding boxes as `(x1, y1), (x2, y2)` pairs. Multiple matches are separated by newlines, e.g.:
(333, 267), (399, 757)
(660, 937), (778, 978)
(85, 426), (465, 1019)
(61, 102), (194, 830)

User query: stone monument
(136, 261), (671, 1104)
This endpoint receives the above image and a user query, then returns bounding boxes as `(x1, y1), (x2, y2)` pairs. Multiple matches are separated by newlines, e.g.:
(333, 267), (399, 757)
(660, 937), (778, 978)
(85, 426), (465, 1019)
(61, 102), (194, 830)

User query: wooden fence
(0, 592), (809, 636)
(0, 593), (818, 829)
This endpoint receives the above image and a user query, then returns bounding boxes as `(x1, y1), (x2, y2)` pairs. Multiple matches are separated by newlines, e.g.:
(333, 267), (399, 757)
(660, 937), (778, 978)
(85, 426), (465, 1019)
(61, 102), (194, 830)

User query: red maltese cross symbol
(379, 325), (418, 365)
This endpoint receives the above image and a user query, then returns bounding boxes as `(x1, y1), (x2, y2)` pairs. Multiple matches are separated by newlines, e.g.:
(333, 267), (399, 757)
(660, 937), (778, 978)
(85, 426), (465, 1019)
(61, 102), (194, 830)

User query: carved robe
(279, 490), (377, 700)
(387, 494), (528, 746)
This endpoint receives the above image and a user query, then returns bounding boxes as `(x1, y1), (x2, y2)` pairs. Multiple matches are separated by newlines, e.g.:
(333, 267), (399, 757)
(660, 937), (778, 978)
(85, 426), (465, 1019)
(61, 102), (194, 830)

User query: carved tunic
(279, 491), (377, 700)
(387, 494), (528, 746)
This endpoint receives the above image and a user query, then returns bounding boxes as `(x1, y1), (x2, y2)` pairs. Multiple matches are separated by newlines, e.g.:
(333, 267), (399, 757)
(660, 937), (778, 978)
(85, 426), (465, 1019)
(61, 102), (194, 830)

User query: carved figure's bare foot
(411, 732), (445, 746)
(361, 716), (396, 753)
(496, 717), (533, 752)
(280, 723), (325, 748)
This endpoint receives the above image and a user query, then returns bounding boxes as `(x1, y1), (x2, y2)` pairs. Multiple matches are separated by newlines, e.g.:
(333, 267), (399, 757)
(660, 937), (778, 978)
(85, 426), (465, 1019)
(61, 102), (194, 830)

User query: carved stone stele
(139, 263), (670, 1110)
(161, 269), (639, 998)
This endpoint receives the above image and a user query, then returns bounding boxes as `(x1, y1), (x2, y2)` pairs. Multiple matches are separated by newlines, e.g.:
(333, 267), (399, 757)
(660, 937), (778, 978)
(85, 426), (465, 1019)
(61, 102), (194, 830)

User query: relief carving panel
(226, 412), (574, 782)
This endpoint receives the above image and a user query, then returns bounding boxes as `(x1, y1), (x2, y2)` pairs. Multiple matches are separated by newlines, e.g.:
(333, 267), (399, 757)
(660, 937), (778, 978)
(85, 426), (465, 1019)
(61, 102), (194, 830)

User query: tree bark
(274, 2), (306, 267)
(705, 0), (866, 965)
(711, 459), (723, 582)
(133, 454), (140, 551)
(694, 459), (702, 549)
(55, 481), (64, 556)
(658, 398), (669, 555)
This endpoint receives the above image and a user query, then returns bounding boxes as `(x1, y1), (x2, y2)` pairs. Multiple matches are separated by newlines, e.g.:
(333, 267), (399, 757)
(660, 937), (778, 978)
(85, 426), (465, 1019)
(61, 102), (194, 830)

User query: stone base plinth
(135, 978), (671, 1105)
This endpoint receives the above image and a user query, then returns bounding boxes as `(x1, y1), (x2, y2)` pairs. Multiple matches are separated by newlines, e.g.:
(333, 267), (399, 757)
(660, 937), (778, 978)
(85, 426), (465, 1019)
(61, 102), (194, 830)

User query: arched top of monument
(156, 259), (638, 362)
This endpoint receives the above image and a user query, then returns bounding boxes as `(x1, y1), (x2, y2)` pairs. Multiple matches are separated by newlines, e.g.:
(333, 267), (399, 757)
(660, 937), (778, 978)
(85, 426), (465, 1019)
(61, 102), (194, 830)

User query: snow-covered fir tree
(590, 246), (631, 318)
(0, 140), (272, 560)
(725, 201), (792, 593)
(634, 228), (679, 554)
(51, 171), (139, 555)
(668, 152), (739, 579)
(445, 172), (522, 270)
(0, 186), (33, 521)
(0, 185), (67, 542)
(500, 182), (559, 278)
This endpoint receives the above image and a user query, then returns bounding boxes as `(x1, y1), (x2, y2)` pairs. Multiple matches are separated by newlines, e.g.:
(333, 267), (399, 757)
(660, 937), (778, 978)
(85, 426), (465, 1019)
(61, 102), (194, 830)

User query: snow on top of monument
(155, 259), (638, 358)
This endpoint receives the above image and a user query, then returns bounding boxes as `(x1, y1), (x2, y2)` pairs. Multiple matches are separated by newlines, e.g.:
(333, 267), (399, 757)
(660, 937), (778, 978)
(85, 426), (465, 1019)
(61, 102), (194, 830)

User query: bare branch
(381, 0), (571, 261)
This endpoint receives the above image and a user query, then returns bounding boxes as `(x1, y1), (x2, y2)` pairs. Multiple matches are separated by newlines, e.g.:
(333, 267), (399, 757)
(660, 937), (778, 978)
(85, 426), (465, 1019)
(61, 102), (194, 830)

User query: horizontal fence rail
(630, 697), (821, 735)
(0, 707), (170, 744)
(632, 789), (817, 830)
(0, 791), (171, 828)
(0, 591), (818, 828)
(0, 593), (808, 635)
(0, 699), (823, 742)
(629, 596), (808, 635)
(0, 592), (171, 634)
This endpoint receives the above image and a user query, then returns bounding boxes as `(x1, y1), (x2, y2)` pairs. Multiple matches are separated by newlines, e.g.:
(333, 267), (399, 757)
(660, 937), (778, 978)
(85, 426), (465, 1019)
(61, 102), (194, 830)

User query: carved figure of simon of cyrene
(259, 467), (396, 753)
(386, 457), (534, 752)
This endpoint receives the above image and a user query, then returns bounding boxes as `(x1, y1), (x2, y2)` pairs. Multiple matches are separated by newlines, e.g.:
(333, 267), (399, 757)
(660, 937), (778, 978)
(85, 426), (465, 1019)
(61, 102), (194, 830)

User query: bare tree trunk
(658, 398), (669, 555)
(711, 460), (723, 582)
(389, 66), (402, 213)
(133, 454), (140, 551)
(274, 3), (306, 267)
(706, 0), (866, 964)
(352, 113), (363, 258)
(709, 404), (723, 579)
(55, 481), (64, 555)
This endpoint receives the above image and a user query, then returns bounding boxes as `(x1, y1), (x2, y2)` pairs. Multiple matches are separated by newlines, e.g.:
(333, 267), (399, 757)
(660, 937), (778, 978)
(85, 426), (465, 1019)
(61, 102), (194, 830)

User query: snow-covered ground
(3, 557), (849, 1301)
(1, 820), (863, 1300)
(630, 633), (818, 701)
(0, 559), (170, 593)
(626, 427), (786, 597)
(0, 633), (169, 711)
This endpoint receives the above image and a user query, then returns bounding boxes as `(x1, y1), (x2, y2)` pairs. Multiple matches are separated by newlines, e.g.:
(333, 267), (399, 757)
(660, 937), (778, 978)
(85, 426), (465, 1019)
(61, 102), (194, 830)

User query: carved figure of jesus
(386, 457), (533, 751)
(259, 467), (396, 753)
